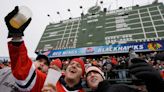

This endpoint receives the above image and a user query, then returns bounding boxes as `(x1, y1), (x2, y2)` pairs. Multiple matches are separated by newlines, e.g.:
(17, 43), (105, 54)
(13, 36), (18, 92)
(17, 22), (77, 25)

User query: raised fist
(5, 6), (31, 38)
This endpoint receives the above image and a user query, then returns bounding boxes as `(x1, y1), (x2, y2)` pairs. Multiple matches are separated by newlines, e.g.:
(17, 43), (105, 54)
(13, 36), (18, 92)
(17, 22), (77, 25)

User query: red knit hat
(71, 58), (85, 77)
(50, 58), (62, 69)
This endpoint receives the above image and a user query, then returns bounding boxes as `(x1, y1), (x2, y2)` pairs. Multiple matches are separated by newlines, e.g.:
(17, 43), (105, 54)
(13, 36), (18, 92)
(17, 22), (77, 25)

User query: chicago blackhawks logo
(147, 42), (162, 51)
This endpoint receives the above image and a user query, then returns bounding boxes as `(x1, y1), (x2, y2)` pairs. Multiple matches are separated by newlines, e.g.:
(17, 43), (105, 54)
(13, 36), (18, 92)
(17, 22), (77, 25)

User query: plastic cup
(9, 6), (32, 29)
(44, 68), (62, 86)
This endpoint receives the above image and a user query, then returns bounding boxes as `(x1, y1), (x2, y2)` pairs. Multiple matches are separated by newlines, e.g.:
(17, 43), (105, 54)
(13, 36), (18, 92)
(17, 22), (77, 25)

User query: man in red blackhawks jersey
(5, 6), (85, 92)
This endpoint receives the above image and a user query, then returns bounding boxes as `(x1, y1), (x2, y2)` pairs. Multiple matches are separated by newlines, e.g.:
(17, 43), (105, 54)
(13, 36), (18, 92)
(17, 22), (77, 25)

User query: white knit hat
(86, 66), (105, 79)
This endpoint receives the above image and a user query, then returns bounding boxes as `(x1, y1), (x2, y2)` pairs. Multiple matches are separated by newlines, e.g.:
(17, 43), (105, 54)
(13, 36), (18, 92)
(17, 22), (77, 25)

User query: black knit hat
(36, 55), (50, 66)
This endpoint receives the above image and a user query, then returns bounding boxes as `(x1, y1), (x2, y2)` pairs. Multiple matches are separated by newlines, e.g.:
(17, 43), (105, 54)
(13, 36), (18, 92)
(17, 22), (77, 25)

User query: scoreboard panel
(36, 3), (164, 53)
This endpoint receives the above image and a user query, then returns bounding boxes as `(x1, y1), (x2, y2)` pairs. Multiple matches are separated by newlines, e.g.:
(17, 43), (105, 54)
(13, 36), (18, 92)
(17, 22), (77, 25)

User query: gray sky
(0, 0), (163, 58)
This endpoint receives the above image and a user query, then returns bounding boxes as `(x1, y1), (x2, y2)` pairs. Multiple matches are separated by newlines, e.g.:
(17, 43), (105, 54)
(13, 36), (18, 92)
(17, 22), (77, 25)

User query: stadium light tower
(80, 6), (84, 16)
(47, 14), (54, 23)
(67, 9), (72, 19)
(100, 1), (103, 10)
(56, 11), (63, 22)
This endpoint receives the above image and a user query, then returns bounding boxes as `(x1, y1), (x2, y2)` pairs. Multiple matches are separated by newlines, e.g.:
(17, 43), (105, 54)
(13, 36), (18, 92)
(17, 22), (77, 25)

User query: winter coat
(94, 80), (141, 92)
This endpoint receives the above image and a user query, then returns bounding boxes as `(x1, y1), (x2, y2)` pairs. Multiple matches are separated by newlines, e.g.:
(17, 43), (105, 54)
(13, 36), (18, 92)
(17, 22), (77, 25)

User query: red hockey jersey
(8, 41), (84, 92)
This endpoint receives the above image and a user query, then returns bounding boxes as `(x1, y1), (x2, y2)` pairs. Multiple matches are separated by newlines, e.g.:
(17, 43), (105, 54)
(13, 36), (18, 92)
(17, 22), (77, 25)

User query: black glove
(95, 80), (111, 92)
(4, 6), (32, 38)
(129, 58), (164, 92)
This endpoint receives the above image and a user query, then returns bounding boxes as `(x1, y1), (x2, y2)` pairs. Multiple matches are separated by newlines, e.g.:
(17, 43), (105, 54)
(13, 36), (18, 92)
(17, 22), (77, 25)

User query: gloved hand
(4, 6), (32, 38)
(129, 58), (164, 92)
(95, 80), (111, 92)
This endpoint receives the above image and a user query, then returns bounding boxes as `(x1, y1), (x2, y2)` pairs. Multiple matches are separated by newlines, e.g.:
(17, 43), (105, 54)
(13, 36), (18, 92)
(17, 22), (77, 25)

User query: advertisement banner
(45, 40), (164, 58)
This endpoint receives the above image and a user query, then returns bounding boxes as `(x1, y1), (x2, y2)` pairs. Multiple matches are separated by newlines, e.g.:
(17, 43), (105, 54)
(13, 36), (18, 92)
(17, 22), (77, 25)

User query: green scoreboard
(36, 2), (164, 53)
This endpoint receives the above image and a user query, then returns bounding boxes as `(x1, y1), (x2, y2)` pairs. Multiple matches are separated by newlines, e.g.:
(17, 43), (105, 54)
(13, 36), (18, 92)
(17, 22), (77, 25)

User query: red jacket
(8, 41), (84, 92)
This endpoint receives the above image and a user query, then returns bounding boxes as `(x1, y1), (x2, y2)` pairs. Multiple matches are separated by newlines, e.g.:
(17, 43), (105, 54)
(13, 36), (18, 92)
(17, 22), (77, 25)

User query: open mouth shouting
(69, 68), (77, 74)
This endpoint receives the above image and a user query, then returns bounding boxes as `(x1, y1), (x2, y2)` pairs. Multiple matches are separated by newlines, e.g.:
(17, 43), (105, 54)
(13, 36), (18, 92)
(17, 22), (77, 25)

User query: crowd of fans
(54, 51), (164, 80)
(1, 51), (164, 92)
(1, 51), (164, 79)
(1, 6), (164, 92)
(0, 59), (11, 69)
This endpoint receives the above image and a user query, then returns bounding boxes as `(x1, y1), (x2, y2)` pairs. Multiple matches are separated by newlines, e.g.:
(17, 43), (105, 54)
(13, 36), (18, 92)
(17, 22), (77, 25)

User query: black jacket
(94, 80), (141, 92)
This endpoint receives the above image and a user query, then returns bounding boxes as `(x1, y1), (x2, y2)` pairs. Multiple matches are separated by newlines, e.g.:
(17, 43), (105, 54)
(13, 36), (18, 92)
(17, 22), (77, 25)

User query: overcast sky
(0, 0), (163, 58)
